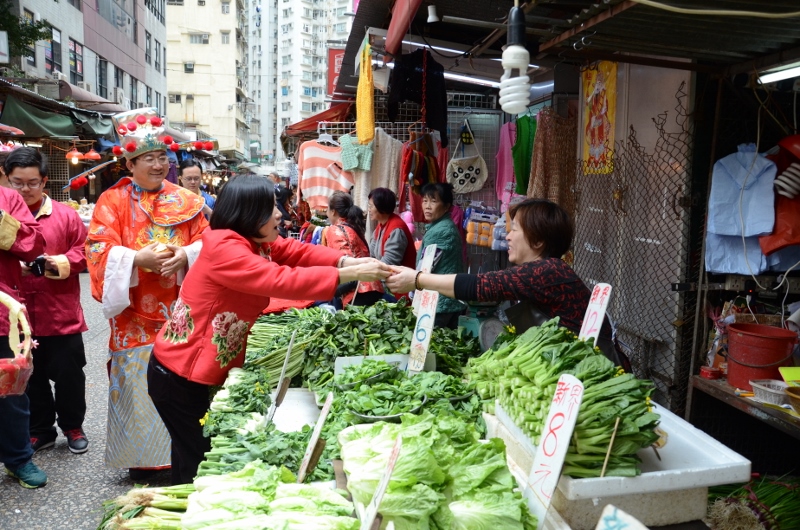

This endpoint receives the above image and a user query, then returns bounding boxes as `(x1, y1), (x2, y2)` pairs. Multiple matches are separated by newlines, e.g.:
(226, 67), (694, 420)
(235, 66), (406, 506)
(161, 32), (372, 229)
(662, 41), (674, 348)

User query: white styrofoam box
(485, 401), (751, 530)
(273, 388), (320, 433)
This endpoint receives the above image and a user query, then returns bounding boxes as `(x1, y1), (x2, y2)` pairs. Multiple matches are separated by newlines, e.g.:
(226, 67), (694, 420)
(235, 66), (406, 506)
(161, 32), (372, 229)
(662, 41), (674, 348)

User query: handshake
(337, 258), (424, 294)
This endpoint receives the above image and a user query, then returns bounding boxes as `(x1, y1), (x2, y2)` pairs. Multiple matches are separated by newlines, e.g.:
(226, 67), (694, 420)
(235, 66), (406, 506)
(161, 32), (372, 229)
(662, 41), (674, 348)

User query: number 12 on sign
(579, 283), (612, 346)
(525, 374), (584, 529)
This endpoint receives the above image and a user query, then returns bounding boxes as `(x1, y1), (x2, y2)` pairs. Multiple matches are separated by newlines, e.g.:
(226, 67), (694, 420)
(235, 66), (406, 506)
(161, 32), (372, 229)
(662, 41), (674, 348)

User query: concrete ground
(0, 274), (171, 530)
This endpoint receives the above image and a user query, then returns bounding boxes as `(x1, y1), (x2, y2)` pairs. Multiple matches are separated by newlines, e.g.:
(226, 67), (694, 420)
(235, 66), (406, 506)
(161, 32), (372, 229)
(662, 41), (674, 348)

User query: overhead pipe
(385, 0), (424, 56)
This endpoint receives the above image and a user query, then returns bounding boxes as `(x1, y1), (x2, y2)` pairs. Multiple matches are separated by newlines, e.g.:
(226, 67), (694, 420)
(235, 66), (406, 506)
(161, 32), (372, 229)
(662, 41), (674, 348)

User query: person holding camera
(6, 147), (90, 456)
(0, 164), (48, 489)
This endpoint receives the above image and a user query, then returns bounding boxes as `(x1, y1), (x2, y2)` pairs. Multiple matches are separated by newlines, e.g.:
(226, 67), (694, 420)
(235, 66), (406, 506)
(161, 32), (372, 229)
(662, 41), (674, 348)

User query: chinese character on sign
(553, 380), (571, 405)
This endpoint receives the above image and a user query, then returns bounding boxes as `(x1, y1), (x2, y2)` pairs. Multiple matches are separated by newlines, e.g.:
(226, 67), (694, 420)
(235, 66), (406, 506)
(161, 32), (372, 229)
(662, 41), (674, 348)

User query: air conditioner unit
(123, 96), (132, 109)
(113, 87), (125, 104)
(137, 102), (146, 108)
(186, 94), (194, 100)
(201, 34), (209, 39)
(34, 12), (41, 22)
(77, 81), (92, 92)
(52, 71), (68, 81)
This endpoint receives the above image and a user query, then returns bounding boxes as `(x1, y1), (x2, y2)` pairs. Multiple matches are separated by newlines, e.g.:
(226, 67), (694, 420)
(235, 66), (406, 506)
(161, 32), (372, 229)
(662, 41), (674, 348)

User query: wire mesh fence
(572, 84), (698, 415)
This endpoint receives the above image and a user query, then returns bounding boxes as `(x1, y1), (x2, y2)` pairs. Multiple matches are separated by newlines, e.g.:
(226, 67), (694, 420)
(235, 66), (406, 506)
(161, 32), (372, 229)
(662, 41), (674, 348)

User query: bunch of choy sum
(466, 318), (661, 478)
(708, 478), (800, 530)
(98, 483), (194, 530)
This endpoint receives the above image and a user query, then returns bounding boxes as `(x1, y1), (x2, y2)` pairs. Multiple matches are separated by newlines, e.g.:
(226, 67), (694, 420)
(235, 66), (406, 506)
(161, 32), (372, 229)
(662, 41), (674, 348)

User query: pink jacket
(19, 196), (88, 337)
(0, 186), (46, 337)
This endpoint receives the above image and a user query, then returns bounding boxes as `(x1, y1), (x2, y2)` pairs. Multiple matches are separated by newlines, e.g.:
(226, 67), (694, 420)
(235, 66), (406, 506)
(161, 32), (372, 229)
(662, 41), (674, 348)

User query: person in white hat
(85, 108), (215, 480)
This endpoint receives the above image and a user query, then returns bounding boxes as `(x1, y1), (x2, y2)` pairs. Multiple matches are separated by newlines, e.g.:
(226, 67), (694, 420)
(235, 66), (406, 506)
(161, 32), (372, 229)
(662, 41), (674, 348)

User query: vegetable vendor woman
(387, 199), (621, 365)
(148, 175), (391, 485)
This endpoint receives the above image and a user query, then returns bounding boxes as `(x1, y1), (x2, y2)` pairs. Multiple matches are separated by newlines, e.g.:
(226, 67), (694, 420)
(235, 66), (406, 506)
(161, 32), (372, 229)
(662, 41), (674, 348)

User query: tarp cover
(0, 96), (75, 137)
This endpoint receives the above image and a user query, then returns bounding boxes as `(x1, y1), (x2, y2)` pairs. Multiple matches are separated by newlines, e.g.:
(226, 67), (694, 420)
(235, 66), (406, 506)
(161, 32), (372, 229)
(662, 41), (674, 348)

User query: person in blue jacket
(178, 159), (215, 219)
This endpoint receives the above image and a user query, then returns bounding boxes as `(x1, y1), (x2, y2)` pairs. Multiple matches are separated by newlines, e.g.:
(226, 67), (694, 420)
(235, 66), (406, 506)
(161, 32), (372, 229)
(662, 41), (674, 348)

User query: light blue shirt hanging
(706, 143), (776, 237)
(705, 233), (767, 275)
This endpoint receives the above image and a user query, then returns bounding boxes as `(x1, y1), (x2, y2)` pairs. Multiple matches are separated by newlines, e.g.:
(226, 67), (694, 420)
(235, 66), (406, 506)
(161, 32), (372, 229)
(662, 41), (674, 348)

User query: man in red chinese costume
(85, 108), (213, 480)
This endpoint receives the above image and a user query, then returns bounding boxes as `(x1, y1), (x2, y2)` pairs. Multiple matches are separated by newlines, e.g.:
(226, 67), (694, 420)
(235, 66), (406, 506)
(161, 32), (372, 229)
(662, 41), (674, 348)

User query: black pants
(25, 334), (87, 438)
(147, 354), (211, 485)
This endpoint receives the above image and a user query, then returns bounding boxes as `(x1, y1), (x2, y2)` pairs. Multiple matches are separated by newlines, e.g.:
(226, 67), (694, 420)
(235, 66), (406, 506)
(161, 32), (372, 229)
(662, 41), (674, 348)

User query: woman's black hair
(274, 185), (292, 207)
(210, 175), (275, 238)
(4, 147), (48, 179)
(328, 191), (366, 242)
(178, 158), (203, 176)
(367, 187), (396, 215)
(420, 182), (454, 206)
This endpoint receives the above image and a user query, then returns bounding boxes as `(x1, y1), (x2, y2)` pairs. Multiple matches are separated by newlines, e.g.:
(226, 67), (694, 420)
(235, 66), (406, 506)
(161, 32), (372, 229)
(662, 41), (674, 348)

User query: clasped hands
(134, 243), (188, 277)
(339, 258), (419, 294)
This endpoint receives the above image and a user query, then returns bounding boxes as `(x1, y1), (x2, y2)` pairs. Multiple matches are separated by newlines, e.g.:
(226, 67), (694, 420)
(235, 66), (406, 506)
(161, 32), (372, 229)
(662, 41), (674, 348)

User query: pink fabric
(450, 204), (468, 264)
(496, 122), (524, 211)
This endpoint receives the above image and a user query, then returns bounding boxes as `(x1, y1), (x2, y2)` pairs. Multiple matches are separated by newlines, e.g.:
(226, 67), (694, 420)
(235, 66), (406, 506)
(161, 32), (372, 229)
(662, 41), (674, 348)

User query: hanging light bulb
(85, 148), (102, 161)
(498, 4), (531, 115)
(426, 5), (439, 24)
(66, 147), (84, 165)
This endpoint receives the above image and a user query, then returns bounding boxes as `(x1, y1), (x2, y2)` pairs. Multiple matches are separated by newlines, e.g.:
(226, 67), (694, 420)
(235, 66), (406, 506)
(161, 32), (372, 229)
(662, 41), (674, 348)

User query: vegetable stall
(98, 301), (751, 530)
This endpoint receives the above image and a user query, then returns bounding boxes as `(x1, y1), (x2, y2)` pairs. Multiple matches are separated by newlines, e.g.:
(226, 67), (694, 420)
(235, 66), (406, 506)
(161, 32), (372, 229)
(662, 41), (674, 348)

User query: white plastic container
(486, 401), (751, 530)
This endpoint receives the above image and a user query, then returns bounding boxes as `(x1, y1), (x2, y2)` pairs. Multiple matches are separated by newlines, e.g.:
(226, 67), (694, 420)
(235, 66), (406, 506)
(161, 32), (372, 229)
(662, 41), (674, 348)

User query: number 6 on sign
(579, 283), (612, 346)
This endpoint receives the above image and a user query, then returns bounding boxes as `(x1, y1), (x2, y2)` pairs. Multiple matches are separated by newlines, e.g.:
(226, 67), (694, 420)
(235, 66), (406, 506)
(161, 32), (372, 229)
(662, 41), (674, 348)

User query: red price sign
(579, 283), (612, 346)
(525, 374), (583, 527)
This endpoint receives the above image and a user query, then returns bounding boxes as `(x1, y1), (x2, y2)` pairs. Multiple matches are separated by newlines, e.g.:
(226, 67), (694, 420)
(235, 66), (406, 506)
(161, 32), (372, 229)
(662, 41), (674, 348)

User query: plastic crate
(749, 379), (790, 406)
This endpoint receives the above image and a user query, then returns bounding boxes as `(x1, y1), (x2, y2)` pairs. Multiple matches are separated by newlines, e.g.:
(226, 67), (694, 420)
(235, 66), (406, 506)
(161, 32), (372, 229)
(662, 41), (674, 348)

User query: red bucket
(726, 323), (797, 391)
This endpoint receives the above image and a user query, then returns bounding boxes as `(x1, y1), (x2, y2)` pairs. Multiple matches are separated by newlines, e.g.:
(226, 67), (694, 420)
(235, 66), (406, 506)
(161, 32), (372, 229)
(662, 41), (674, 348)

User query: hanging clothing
(512, 115), (536, 195)
(356, 43), (375, 145)
(340, 134), (373, 172)
(398, 133), (439, 223)
(296, 140), (355, 210)
(85, 178), (208, 469)
(388, 49), (449, 147)
(496, 122), (524, 211)
(527, 107), (578, 219)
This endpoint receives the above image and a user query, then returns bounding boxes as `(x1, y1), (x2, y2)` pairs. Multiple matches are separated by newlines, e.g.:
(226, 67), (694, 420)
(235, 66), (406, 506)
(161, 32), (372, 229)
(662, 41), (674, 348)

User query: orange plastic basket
(0, 292), (33, 397)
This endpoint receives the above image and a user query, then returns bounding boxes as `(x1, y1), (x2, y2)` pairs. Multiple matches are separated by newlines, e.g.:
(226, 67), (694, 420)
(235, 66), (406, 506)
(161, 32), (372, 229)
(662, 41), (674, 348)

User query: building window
(131, 76), (138, 106)
(146, 86), (152, 105)
(154, 40), (161, 72)
(155, 91), (162, 113)
(184, 62), (195, 73)
(45, 27), (62, 75)
(23, 10), (36, 65)
(145, 0), (166, 24)
(97, 58), (108, 99)
(169, 93), (181, 103)
(281, 102), (289, 111)
(281, 86), (288, 96)
(301, 102), (311, 112)
(68, 39), (84, 84)
(115, 66), (123, 88)
(221, 1), (230, 13)
(145, 32), (152, 64)
(281, 55), (289, 65)
(163, 46), (166, 74)
(302, 86), (311, 96)
(167, 0), (183, 4)
(189, 34), (209, 44)
(334, 23), (346, 33)
(67, 0), (81, 11)
(221, 31), (230, 44)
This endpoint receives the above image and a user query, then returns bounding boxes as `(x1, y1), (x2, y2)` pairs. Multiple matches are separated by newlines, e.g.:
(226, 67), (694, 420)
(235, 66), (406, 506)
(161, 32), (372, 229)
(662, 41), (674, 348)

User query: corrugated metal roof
(334, 0), (800, 96)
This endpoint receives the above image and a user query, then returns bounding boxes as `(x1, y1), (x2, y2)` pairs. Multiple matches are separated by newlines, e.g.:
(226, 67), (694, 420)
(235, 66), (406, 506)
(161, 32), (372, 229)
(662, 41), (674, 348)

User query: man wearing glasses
(178, 159), (214, 219)
(7, 147), (90, 459)
(85, 109), (210, 480)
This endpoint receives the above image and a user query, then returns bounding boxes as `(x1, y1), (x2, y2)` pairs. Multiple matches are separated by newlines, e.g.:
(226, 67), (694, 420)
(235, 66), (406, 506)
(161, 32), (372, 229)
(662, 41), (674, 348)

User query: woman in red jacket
(147, 175), (390, 485)
(367, 188), (416, 269)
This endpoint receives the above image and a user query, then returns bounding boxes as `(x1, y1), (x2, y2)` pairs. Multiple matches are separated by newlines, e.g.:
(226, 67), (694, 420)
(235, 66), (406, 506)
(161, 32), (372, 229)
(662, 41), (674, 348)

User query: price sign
(525, 374), (583, 529)
(408, 288), (438, 374)
(594, 505), (648, 530)
(360, 436), (402, 530)
(579, 283), (612, 346)
(412, 245), (437, 315)
(262, 330), (296, 427)
(297, 392), (334, 483)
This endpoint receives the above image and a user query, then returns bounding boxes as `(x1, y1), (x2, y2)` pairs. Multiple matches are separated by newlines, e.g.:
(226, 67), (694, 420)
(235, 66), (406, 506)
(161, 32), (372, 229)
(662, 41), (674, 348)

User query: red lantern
(169, 143), (180, 152)
(112, 145), (124, 156)
(69, 179), (82, 190)
(163, 135), (174, 145)
(125, 142), (137, 152)
(118, 126), (128, 135)
(127, 122), (138, 132)
(194, 141), (204, 150)
(204, 141), (215, 151)
(136, 115), (147, 125)
(150, 116), (163, 127)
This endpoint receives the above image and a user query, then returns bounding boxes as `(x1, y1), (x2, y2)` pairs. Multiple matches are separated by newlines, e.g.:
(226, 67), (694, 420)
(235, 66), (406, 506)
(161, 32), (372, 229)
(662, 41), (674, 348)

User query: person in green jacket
(417, 182), (465, 328)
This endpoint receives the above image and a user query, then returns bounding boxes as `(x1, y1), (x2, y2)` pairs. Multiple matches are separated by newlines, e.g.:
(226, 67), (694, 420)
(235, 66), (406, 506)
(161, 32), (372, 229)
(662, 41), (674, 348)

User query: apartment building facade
(166, 0), (250, 160)
(249, 0), (353, 165)
(10, 0), (168, 113)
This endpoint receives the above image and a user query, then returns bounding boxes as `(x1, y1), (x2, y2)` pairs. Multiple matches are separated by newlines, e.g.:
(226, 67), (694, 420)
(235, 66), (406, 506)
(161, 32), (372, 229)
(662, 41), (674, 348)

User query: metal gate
(573, 84), (698, 414)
